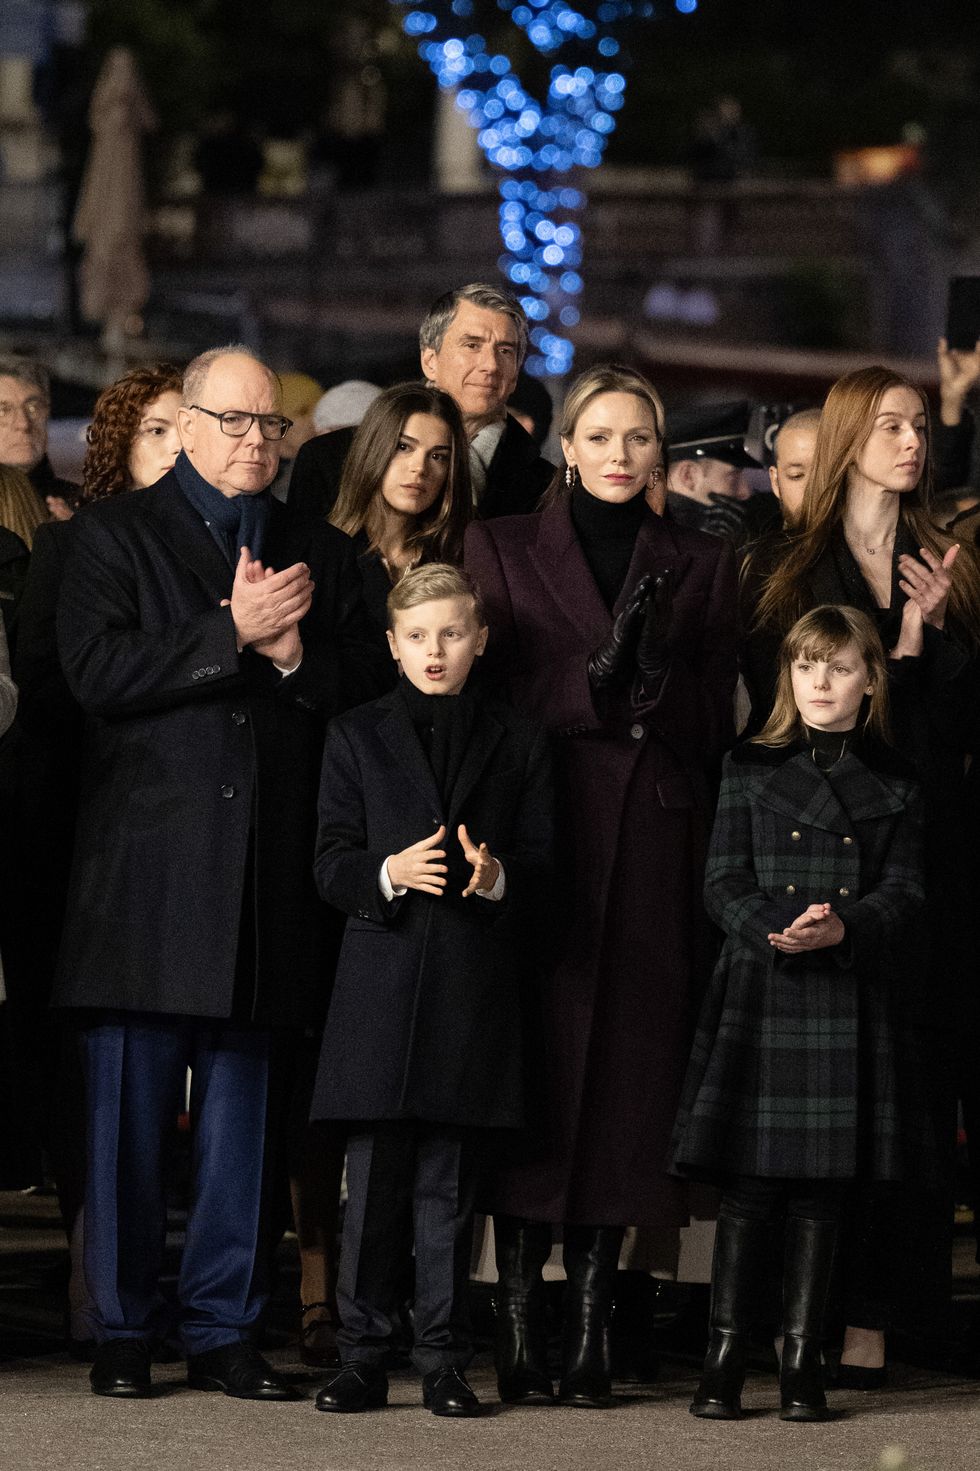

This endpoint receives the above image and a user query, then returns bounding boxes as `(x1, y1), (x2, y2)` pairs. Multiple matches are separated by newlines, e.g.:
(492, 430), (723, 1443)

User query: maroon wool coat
(465, 500), (738, 1226)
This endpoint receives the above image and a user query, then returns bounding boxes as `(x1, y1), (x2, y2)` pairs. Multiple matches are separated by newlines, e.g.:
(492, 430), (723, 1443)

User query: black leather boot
(557, 1224), (623, 1408)
(493, 1215), (555, 1403)
(780, 1214), (838, 1422)
(690, 1213), (771, 1420)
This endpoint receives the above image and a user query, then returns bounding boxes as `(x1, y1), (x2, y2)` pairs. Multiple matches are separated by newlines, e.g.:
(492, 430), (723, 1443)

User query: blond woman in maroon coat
(465, 364), (738, 1407)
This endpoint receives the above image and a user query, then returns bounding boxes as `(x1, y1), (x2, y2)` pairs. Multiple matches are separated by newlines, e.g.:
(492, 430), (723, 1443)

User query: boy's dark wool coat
(672, 739), (931, 1183)
(311, 685), (554, 1129)
(52, 474), (388, 1028)
(464, 500), (738, 1225)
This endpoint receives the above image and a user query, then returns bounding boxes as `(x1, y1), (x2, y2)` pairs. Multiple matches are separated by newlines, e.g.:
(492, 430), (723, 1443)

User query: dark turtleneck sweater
(805, 722), (861, 773)
(570, 483), (646, 609)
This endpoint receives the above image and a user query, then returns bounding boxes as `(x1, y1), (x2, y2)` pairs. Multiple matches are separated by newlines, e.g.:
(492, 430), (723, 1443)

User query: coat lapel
(529, 499), (611, 644)
(757, 748), (905, 832)
(144, 474), (236, 598)
(375, 692), (445, 820)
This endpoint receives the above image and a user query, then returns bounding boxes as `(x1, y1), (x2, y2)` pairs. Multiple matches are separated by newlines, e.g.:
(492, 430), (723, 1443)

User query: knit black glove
(586, 574), (651, 690)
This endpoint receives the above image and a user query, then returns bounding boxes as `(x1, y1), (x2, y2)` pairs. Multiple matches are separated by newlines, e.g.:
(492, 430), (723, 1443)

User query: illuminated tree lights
(390, 2), (693, 376)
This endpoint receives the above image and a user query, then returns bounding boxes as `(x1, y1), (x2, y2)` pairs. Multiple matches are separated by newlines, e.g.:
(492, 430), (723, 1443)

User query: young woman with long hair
(329, 383), (472, 630)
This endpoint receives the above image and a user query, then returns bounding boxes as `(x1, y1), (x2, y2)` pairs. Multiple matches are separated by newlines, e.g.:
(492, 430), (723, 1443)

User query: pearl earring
(565, 465), (575, 488)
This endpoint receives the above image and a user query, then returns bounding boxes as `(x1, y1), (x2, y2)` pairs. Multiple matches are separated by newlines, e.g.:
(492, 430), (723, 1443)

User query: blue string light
(391, 2), (683, 375)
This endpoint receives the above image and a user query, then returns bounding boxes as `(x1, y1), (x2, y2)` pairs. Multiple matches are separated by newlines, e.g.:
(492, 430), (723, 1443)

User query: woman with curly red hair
(81, 364), (183, 503)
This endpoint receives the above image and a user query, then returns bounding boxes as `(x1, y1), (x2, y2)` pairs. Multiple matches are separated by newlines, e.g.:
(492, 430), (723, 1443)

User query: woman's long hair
(755, 604), (890, 746)
(754, 365), (980, 644)
(329, 382), (472, 569)
(539, 362), (665, 509)
(82, 364), (183, 503)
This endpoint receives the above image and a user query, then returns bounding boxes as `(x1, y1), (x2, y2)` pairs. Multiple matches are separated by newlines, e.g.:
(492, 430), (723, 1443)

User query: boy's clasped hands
(387, 823), (501, 898)
(768, 902), (845, 953)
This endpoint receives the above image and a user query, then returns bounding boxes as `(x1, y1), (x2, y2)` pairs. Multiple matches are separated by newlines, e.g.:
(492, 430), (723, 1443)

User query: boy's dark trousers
(336, 1121), (480, 1374)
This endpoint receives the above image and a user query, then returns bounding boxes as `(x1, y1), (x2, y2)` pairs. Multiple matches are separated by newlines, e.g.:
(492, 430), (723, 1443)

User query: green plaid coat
(672, 739), (928, 1181)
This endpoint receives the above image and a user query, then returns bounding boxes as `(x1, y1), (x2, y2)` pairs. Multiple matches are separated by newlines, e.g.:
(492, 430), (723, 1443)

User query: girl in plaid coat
(673, 604), (928, 1423)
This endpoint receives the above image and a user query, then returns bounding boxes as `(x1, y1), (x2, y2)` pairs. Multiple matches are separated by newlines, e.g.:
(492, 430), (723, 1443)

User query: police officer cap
(666, 401), (760, 468)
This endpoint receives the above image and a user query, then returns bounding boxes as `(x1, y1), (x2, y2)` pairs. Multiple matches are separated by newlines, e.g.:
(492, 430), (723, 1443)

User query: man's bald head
(177, 347), (284, 498)
(769, 409), (820, 523)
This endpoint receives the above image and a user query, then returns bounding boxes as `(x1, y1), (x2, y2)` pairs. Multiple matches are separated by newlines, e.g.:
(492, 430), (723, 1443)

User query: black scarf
(398, 676), (475, 806)
(174, 450), (270, 565)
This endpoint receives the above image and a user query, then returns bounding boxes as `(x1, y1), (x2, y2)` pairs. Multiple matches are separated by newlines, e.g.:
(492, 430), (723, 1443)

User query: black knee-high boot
(493, 1216), (555, 1403)
(780, 1214), (837, 1422)
(690, 1213), (771, 1420)
(558, 1225), (623, 1408)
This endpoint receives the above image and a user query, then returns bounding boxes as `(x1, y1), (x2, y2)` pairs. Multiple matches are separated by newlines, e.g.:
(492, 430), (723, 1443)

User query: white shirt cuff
(477, 859), (506, 901)
(274, 655), (303, 677)
(379, 857), (407, 901)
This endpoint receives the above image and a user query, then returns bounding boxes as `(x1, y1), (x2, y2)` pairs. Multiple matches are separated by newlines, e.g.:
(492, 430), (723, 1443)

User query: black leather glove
(635, 570), (672, 684)
(586, 574), (651, 690)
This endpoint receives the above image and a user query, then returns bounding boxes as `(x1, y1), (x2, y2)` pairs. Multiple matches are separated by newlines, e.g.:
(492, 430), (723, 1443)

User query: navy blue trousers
(81, 1013), (272, 1355)
(337, 1123), (479, 1375)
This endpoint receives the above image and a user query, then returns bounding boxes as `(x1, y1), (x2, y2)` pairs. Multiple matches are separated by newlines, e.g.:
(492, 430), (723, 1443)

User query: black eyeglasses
(189, 405), (293, 440)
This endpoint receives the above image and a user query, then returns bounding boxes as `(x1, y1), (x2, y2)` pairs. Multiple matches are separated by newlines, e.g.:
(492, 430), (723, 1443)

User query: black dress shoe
(90, 1338), (152, 1398)
(315, 1362), (389, 1413)
(833, 1362), (887, 1391)
(186, 1343), (300, 1401)
(422, 1366), (481, 1418)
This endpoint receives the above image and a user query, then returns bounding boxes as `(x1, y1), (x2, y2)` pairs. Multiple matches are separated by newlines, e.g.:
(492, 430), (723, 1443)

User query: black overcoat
(465, 500), (738, 1225)
(52, 472), (388, 1027)
(672, 740), (931, 1182)
(310, 686), (553, 1128)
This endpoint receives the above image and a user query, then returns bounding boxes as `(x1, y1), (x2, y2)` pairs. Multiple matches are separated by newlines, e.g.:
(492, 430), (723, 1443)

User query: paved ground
(2, 1191), (979, 1471)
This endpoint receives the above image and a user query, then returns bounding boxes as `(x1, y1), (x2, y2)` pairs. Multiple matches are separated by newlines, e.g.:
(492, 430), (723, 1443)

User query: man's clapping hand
(223, 545), (313, 665)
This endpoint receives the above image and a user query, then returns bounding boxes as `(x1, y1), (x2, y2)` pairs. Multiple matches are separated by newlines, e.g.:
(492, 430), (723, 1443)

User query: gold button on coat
(842, 836), (853, 845)
(839, 887), (849, 897)
(791, 831), (801, 841)
(786, 884), (796, 895)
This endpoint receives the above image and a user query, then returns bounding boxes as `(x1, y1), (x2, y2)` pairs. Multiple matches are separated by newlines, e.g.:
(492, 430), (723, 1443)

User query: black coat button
(220, 785), (235, 799)
(232, 711), (246, 726)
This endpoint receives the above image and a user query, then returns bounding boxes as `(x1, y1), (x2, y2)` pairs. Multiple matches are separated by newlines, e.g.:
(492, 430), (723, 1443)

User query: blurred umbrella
(72, 47), (157, 363)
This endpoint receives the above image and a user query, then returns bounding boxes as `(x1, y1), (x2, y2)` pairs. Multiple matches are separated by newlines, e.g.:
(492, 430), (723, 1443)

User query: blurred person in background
(739, 410), (822, 735)
(934, 335), (980, 494)
(269, 372), (325, 503)
(9, 364), (184, 1355)
(665, 403), (757, 542)
(0, 357), (77, 521)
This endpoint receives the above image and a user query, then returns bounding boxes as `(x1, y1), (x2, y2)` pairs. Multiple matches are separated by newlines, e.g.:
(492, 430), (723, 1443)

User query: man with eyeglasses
(55, 345), (387, 1403)
(0, 356), (77, 520)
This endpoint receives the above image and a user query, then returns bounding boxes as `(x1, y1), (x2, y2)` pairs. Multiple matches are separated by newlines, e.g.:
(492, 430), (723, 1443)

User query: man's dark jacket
(53, 470), (388, 1027)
